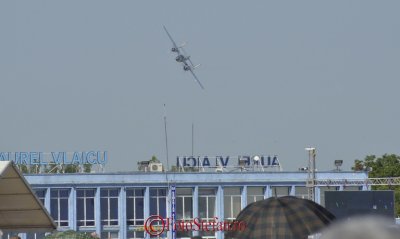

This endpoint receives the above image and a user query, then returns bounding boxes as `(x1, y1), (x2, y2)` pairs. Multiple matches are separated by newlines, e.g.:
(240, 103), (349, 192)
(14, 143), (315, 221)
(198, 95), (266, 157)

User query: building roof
(24, 170), (368, 187)
(0, 161), (56, 232)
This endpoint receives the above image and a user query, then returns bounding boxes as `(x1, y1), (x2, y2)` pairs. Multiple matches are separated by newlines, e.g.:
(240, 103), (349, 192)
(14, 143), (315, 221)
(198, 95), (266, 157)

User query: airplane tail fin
(193, 64), (201, 69)
(179, 42), (186, 48)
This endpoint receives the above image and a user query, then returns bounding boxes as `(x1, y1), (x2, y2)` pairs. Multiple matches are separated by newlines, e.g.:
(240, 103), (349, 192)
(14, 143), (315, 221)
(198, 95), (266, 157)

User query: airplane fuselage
(175, 54), (186, 62)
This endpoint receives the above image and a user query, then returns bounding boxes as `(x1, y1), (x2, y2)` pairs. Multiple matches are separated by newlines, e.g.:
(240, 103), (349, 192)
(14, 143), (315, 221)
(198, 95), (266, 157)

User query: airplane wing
(187, 58), (195, 68)
(180, 47), (195, 67)
(188, 67), (205, 90)
(163, 26), (180, 53)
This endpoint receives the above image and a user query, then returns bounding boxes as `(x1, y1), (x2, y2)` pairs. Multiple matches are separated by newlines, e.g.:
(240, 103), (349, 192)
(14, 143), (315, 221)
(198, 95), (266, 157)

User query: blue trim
(144, 187), (150, 239)
(241, 186), (247, 208)
(69, 188), (76, 230)
(193, 186), (199, 237)
(95, 187), (101, 235)
(120, 187), (127, 239)
(217, 186), (223, 239)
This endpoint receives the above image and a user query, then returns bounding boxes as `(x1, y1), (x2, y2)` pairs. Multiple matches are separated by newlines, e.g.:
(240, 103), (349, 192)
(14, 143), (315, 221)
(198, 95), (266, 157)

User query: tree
(64, 164), (80, 173)
(83, 164), (92, 173)
(351, 159), (365, 171)
(17, 164), (29, 174)
(16, 164), (41, 174)
(149, 155), (160, 163)
(169, 165), (200, 172)
(353, 154), (400, 216)
(43, 163), (92, 173)
(170, 165), (178, 172)
(44, 230), (99, 238)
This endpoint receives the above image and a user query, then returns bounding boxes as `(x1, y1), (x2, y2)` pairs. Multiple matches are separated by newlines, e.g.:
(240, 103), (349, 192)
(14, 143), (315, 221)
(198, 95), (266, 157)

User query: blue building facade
(19, 171), (368, 239)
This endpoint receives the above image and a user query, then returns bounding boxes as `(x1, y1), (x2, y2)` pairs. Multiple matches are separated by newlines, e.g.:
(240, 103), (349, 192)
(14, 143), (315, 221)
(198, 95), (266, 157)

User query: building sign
(171, 185), (176, 239)
(144, 215), (246, 236)
(0, 151), (107, 165)
(176, 155), (279, 168)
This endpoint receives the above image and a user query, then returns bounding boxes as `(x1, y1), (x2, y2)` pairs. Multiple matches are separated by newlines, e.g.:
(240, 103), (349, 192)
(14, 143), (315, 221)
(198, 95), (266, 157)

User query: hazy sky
(1, 1), (399, 172)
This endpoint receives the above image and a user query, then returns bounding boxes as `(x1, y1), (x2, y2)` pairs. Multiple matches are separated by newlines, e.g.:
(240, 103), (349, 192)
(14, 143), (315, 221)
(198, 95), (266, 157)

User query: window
(295, 187), (309, 199)
(199, 188), (217, 238)
(271, 186), (290, 197)
(176, 188), (193, 220)
(101, 188), (119, 226)
(149, 188), (167, 238)
(101, 231), (119, 239)
(34, 188), (46, 205)
(27, 232), (45, 239)
(199, 188), (216, 221)
(247, 187), (264, 205)
(77, 189), (96, 226)
(149, 188), (167, 218)
(127, 230), (144, 239)
(126, 188), (145, 226)
(224, 187), (241, 221)
(176, 188), (193, 238)
(50, 189), (70, 227)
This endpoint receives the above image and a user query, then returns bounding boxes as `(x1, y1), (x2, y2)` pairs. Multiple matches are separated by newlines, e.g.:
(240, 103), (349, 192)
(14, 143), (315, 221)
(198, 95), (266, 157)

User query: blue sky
(1, 1), (399, 172)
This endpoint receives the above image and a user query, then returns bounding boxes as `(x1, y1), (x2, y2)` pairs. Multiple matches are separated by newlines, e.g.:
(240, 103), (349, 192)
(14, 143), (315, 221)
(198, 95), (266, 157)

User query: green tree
(83, 164), (92, 173)
(169, 165), (200, 172)
(149, 155), (160, 163)
(17, 164), (29, 174)
(32, 163), (92, 174)
(44, 230), (99, 238)
(44, 163), (58, 173)
(170, 165), (179, 172)
(64, 164), (80, 173)
(353, 154), (400, 216)
(351, 159), (365, 171)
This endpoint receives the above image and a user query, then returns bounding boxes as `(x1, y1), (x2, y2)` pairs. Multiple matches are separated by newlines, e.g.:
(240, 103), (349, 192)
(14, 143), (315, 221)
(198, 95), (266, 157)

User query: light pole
(305, 147), (316, 201)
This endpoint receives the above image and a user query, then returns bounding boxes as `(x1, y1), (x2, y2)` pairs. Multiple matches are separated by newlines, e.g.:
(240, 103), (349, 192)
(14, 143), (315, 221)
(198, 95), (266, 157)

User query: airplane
(163, 26), (204, 90)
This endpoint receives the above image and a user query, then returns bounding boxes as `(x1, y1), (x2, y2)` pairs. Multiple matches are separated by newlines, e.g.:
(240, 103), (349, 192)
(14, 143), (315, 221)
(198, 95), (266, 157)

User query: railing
(315, 177), (400, 186)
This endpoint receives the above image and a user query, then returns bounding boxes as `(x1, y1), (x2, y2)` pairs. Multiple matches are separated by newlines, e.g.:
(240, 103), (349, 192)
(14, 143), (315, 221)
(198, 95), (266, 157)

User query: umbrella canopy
(225, 196), (335, 239)
(0, 161), (56, 232)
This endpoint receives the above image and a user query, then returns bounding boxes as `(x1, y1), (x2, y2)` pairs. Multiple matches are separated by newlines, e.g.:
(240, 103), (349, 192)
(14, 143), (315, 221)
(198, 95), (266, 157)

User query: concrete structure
(15, 170), (368, 239)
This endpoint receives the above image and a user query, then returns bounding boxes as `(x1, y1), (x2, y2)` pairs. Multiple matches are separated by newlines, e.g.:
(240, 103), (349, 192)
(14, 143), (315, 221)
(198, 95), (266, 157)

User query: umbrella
(225, 196), (335, 239)
(43, 230), (99, 239)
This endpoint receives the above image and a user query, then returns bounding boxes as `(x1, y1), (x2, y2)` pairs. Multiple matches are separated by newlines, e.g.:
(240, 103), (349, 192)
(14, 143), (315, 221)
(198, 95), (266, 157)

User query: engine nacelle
(183, 65), (190, 71)
(171, 47), (178, 52)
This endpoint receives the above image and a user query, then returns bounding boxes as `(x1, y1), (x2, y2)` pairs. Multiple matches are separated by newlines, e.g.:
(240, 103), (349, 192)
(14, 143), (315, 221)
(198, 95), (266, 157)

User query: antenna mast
(163, 104), (176, 239)
(191, 123), (194, 156)
(164, 104), (170, 176)
(305, 147), (316, 201)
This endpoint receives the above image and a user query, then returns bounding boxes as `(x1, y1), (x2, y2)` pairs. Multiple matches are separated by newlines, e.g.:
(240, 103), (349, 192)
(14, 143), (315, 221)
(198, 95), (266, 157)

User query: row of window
(18, 231), (123, 239)
(35, 186), (359, 229)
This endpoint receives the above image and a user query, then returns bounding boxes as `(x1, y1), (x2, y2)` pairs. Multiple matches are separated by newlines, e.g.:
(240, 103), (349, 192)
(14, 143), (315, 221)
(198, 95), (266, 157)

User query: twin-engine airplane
(163, 26), (204, 90)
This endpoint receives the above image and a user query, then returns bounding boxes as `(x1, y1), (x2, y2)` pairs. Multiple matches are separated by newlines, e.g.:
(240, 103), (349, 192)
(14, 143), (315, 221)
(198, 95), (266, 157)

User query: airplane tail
(193, 64), (201, 69)
(179, 42), (186, 48)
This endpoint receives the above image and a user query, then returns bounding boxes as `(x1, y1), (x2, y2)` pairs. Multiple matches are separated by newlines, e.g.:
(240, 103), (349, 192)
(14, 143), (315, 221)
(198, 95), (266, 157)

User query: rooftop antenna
(305, 147), (316, 202)
(191, 123), (194, 156)
(163, 104), (177, 239)
(164, 104), (170, 178)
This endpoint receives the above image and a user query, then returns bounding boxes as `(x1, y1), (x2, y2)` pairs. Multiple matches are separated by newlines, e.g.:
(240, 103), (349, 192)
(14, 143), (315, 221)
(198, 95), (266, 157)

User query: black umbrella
(225, 196), (335, 239)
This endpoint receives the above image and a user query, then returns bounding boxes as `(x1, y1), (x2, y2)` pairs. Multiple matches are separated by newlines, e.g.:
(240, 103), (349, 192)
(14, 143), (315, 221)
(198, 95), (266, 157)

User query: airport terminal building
(20, 169), (368, 239)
